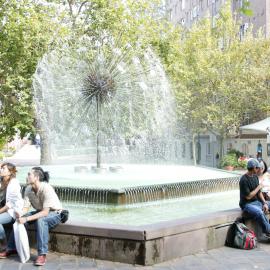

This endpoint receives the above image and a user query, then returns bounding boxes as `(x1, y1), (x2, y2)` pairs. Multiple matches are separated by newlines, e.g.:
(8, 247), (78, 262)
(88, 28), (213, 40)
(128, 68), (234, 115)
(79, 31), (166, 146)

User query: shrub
(227, 149), (244, 159)
(238, 156), (248, 169)
(220, 153), (238, 168)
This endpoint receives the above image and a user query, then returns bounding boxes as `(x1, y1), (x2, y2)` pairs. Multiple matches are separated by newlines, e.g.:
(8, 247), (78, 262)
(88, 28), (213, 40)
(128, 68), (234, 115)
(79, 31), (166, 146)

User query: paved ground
(2, 243), (270, 270)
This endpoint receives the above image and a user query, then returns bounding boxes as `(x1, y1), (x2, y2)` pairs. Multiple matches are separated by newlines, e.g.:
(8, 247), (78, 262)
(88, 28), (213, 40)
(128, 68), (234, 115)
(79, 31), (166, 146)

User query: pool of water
(63, 190), (239, 225)
(17, 164), (239, 189)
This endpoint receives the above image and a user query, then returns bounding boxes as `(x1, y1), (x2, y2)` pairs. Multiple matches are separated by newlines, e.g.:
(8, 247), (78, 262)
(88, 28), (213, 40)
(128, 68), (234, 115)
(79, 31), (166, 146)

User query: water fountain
(28, 37), (242, 265)
(33, 39), (177, 166)
(30, 37), (240, 224)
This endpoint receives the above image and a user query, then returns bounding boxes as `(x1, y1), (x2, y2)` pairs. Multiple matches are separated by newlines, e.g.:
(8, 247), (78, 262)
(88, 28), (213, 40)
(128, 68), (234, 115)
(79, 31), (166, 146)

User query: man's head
(247, 158), (260, 173)
(27, 167), (49, 186)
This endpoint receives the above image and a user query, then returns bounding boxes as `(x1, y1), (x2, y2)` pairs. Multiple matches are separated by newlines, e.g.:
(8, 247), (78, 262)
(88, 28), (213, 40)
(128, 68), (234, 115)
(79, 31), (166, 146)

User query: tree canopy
(1, 0), (270, 162)
(0, 0), (67, 145)
(164, 3), (270, 159)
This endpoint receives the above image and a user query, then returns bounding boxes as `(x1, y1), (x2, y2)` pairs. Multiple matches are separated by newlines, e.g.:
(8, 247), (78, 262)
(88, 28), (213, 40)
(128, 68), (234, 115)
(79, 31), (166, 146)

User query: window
(168, 9), (172, 20)
(242, 143), (248, 156)
(239, 23), (248, 41)
(239, 0), (243, 8)
(199, 0), (203, 10)
(190, 142), (193, 159)
(197, 142), (201, 163)
(182, 0), (185, 10)
(193, 6), (199, 18)
(227, 143), (233, 152)
(206, 143), (211, 155)
(182, 143), (186, 158)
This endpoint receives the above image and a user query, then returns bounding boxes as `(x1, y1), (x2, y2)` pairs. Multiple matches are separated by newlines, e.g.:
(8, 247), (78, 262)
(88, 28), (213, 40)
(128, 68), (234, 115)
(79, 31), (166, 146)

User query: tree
(165, 2), (270, 164)
(0, 0), (67, 147)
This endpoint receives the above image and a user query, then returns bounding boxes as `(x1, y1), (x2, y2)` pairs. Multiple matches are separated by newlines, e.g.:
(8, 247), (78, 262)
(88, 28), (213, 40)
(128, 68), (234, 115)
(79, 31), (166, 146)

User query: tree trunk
(40, 129), (53, 165)
(192, 133), (197, 166)
(219, 134), (224, 167)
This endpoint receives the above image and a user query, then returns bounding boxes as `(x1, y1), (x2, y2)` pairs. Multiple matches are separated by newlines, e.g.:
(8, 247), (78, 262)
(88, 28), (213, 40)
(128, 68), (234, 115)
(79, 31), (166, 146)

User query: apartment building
(166, 0), (270, 37)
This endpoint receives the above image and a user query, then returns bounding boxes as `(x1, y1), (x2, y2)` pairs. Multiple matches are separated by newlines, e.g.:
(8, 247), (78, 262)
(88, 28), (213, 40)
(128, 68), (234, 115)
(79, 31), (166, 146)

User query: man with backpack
(239, 158), (270, 237)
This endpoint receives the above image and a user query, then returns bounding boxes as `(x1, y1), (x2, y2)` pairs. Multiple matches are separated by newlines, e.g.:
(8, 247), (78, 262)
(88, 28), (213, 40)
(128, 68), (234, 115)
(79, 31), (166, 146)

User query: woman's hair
(262, 160), (268, 174)
(258, 159), (268, 174)
(31, 167), (50, 182)
(0, 162), (17, 184)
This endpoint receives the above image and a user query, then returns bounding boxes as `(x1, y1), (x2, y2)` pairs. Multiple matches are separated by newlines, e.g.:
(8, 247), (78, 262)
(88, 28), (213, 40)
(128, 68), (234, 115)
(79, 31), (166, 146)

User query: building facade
(166, 0), (270, 37)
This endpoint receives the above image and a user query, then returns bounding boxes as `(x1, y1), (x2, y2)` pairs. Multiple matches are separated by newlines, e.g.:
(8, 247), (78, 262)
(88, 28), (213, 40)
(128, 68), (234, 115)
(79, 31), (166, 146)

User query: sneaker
(265, 233), (270, 239)
(35, 255), (46, 266)
(0, 249), (17, 259)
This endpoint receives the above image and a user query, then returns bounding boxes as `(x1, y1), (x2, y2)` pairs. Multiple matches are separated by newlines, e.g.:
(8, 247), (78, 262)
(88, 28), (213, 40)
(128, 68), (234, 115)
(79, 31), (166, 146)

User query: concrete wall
(225, 137), (269, 164)
(28, 209), (242, 265)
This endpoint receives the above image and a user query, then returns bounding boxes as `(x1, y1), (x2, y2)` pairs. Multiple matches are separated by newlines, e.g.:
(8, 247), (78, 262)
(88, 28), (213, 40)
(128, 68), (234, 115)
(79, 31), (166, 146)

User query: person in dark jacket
(239, 158), (270, 236)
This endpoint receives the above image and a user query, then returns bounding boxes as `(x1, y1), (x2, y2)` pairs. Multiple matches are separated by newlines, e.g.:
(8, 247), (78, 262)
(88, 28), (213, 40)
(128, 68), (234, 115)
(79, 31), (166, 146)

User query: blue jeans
(242, 200), (270, 233)
(7, 211), (61, 255)
(0, 212), (14, 249)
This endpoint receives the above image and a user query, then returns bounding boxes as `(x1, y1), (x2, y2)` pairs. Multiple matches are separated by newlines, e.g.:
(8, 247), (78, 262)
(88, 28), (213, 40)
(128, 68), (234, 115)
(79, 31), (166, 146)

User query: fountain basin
(18, 165), (241, 224)
(17, 164), (240, 189)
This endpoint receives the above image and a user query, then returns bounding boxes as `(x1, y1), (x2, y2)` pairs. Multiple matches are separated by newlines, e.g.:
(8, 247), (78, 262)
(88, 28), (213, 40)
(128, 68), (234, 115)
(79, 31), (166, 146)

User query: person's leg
(6, 210), (38, 251)
(0, 213), (14, 250)
(244, 200), (270, 233)
(35, 212), (61, 255)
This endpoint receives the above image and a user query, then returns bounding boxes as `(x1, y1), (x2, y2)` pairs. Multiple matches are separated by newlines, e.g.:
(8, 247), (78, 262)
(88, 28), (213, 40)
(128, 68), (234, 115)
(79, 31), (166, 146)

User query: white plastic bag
(13, 221), (30, 263)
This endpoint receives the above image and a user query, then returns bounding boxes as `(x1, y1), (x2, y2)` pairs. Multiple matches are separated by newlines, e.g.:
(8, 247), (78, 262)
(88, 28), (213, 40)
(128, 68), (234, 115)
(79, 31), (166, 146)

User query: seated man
(0, 167), (62, 266)
(239, 158), (270, 236)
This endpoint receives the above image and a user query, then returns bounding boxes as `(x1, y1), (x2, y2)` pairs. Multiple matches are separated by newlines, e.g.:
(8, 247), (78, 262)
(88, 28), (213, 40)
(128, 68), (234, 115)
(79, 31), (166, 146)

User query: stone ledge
(27, 208), (244, 265)
(50, 221), (145, 240)
(48, 208), (241, 241)
(143, 208), (241, 240)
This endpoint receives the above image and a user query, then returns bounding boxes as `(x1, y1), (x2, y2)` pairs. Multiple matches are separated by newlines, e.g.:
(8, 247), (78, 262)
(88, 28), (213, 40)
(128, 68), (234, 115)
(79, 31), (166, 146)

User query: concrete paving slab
(2, 243), (270, 269)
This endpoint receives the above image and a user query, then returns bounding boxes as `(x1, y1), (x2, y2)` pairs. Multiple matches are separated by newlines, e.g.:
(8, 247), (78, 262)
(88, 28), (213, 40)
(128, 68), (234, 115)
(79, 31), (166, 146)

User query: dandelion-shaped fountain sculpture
(81, 55), (118, 171)
(78, 42), (171, 171)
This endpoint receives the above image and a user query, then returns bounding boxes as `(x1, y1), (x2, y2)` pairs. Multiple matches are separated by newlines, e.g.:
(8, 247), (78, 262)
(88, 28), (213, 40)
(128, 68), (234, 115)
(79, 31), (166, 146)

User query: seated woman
(0, 167), (63, 266)
(258, 160), (270, 200)
(0, 162), (23, 254)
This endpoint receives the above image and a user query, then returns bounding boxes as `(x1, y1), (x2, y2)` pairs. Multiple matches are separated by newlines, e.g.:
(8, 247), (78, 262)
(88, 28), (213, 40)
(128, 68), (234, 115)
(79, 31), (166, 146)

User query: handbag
(60, 209), (69, 223)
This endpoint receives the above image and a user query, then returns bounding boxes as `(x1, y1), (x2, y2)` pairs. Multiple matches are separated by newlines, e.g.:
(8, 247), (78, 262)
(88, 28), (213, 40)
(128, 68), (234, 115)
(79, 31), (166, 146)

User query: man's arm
(18, 208), (50, 224)
(258, 191), (269, 213)
(245, 183), (263, 200)
(0, 205), (8, 214)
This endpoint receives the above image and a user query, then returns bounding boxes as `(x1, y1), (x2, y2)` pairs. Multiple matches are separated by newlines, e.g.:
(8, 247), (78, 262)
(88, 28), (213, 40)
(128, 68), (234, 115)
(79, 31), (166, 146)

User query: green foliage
(220, 153), (238, 168)
(164, 2), (270, 160)
(227, 149), (244, 159)
(0, 0), (68, 142)
(238, 0), (253, 16)
(238, 159), (248, 169)
(226, 149), (247, 168)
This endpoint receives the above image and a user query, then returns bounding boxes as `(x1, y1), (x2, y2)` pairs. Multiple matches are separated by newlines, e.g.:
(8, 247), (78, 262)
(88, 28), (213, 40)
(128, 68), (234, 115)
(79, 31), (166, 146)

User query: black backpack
(225, 222), (238, 247)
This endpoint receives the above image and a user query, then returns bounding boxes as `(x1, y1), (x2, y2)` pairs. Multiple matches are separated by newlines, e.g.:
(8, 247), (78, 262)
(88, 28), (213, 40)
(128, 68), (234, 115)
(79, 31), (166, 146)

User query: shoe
(0, 249), (17, 259)
(35, 255), (46, 266)
(265, 233), (270, 239)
